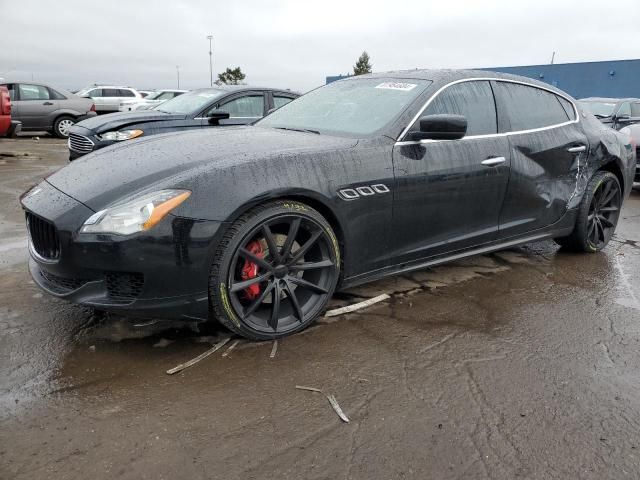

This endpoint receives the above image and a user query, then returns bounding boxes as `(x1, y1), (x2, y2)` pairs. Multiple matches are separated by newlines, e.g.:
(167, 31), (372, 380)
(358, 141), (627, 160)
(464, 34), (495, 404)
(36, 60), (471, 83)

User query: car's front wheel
(556, 170), (622, 252)
(209, 200), (341, 340)
(53, 116), (75, 139)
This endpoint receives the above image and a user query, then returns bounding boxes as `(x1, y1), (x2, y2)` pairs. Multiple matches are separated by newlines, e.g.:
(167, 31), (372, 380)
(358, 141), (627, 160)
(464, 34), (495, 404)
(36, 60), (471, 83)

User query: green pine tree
(353, 51), (372, 75)
(216, 67), (246, 85)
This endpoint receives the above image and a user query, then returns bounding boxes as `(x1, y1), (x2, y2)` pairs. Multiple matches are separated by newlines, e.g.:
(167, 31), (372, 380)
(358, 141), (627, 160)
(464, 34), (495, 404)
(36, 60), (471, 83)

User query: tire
(555, 171), (622, 252)
(209, 200), (341, 340)
(53, 116), (75, 139)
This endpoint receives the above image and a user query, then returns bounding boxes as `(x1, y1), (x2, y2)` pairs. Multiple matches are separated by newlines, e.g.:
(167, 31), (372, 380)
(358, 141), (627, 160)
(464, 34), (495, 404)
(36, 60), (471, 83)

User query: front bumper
(68, 124), (116, 160)
(22, 180), (224, 321)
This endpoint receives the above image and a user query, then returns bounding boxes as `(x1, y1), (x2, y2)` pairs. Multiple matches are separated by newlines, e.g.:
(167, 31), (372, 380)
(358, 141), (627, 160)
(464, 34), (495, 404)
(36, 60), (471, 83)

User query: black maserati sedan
(22, 69), (635, 340)
(67, 86), (299, 160)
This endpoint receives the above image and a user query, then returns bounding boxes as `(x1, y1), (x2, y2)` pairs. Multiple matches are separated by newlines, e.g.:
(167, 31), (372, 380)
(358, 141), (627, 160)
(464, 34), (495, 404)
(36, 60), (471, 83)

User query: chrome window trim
(396, 77), (580, 145)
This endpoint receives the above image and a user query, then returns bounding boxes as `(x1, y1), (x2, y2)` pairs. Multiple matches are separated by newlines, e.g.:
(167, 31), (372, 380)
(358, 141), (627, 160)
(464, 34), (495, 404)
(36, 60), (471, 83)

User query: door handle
(567, 145), (586, 153)
(43, 101), (54, 106)
(481, 157), (506, 167)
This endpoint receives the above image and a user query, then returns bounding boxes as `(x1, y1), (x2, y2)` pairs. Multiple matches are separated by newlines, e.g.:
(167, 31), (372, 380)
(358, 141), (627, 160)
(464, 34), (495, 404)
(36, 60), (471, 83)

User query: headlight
(80, 189), (191, 235)
(99, 129), (144, 141)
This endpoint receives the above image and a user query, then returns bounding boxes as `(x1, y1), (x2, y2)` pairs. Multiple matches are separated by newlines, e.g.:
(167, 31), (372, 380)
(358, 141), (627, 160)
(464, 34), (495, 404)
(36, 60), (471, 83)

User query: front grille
(106, 273), (144, 301)
(26, 212), (60, 260)
(39, 269), (87, 294)
(68, 133), (94, 154)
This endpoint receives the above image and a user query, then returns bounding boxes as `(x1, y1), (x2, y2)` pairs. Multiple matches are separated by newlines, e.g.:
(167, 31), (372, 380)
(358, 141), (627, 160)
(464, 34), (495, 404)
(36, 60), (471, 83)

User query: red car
(0, 86), (21, 137)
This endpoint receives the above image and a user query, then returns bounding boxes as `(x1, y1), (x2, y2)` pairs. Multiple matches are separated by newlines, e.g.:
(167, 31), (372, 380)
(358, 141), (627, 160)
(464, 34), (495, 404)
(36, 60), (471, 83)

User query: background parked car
(620, 123), (640, 184)
(0, 81), (96, 138)
(578, 97), (640, 130)
(0, 85), (21, 137)
(75, 85), (143, 113)
(68, 85), (299, 159)
(119, 89), (188, 112)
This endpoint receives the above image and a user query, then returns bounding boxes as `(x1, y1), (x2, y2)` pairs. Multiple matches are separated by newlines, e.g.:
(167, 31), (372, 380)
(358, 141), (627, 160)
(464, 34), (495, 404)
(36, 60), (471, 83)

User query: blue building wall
(478, 59), (640, 99)
(326, 74), (352, 84)
(327, 59), (640, 99)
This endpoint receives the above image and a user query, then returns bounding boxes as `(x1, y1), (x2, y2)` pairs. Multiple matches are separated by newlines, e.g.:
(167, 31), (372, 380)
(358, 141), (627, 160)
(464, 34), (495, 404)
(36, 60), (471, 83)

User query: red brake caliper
(240, 240), (264, 300)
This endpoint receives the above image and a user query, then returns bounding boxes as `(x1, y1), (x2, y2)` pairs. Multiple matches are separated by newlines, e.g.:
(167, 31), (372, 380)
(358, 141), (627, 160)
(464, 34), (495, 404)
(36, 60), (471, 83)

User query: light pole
(176, 65), (180, 89)
(207, 35), (213, 86)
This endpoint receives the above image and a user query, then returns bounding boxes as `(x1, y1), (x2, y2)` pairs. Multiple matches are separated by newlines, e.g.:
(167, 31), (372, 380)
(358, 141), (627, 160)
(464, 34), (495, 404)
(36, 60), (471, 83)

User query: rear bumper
(77, 112), (97, 122)
(6, 120), (21, 137)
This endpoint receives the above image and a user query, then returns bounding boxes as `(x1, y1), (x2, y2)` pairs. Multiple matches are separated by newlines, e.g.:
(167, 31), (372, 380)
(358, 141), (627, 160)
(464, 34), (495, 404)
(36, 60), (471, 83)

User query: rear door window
(49, 88), (67, 100)
(631, 103), (640, 118)
(494, 82), (570, 131)
(420, 80), (497, 136)
(556, 96), (575, 121)
(18, 84), (51, 101)
(103, 88), (119, 97)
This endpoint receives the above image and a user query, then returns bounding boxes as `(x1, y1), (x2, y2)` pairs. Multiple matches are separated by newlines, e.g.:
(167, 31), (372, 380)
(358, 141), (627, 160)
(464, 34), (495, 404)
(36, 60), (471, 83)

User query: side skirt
(341, 209), (577, 289)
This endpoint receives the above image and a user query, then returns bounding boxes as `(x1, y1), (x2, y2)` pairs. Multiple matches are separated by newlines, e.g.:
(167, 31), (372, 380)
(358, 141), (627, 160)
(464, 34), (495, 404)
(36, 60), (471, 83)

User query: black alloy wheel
(210, 201), (340, 340)
(556, 171), (622, 252)
(586, 175), (621, 250)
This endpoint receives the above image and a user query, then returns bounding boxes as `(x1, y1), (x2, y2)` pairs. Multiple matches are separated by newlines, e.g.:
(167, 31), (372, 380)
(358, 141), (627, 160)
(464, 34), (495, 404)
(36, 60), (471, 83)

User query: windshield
(579, 101), (617, 117)
(144, 91), (163, 100)
(258, 78), (431, 136)
(156, 89), (225, 114)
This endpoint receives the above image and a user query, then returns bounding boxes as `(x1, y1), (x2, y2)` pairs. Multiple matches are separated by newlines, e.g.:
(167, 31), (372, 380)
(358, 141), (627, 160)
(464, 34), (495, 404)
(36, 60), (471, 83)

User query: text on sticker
(375, 82), (417, 91)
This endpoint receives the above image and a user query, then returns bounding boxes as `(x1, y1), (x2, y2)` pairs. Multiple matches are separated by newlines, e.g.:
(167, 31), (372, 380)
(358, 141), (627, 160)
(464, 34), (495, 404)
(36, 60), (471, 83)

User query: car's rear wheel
(209, 200), (340, 340)
(555, 171), (621, 252)
(53, 116), (75, 139)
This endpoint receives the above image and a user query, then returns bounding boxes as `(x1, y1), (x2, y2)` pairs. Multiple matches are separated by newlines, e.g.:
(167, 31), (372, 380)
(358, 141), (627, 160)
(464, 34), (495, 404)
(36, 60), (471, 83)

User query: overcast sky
(2, 0), (639, 92)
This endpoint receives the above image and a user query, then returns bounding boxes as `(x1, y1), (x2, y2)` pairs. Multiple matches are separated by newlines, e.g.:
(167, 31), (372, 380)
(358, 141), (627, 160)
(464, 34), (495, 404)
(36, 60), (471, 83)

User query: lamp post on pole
(176, 65), (180, 89)
(207, 35), (213, 86)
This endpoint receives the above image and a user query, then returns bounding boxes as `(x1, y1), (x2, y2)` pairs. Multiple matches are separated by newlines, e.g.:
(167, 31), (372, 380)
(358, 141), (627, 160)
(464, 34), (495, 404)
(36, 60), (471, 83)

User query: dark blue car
(68, 86), (298, 160)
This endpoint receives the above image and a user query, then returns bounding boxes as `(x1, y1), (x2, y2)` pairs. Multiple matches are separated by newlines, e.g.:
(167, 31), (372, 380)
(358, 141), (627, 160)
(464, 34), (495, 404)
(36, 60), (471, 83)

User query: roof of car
(189, 85), (299, 95)
(579, 97), (640, 103)
(84, 85), (138, 89)
(335, 68), (578, 97)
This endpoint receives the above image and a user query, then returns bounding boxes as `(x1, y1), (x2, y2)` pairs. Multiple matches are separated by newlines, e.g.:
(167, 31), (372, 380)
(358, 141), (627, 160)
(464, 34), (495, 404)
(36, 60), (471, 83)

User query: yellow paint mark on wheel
(281, 201), (307, 212)
(220, 283), (241, 328)
(327, 228), (341, 267)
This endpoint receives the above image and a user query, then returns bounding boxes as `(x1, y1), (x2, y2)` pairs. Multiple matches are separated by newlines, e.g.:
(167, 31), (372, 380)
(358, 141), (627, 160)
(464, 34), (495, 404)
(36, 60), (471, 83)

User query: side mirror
(207, 109), (230, 124)
(407, 114), (467, 141)
(266, 107), (277, 115)
(616, 114), (631, 124)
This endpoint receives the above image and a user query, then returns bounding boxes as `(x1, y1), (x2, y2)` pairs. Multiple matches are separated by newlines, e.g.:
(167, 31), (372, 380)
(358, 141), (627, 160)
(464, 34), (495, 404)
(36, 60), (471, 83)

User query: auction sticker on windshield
(375, 82), (417, 91)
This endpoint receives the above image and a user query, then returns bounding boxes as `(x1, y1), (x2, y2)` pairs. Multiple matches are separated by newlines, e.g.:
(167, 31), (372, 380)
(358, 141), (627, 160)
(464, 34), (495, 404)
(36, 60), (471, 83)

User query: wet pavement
(1, 137), (640, 479)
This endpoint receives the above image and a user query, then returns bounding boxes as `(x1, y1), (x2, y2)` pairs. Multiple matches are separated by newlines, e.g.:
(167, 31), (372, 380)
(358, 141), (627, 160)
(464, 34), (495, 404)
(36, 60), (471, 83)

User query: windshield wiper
(274, 127), (320, 135)
(593, 114), (609, 119)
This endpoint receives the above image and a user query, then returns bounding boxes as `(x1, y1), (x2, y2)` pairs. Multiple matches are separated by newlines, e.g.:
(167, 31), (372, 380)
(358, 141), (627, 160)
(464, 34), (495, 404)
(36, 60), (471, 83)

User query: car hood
(46, 126), (358, 211)
(74, 110), (186, 133)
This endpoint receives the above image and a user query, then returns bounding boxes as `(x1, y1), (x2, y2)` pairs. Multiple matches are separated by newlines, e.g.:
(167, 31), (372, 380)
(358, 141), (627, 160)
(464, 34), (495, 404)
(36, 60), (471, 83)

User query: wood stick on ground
(296, 385), (350, 423)
(222, 340), (240, 357)
(166, 337), (230, 375)
(324, 293), (390, 317)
